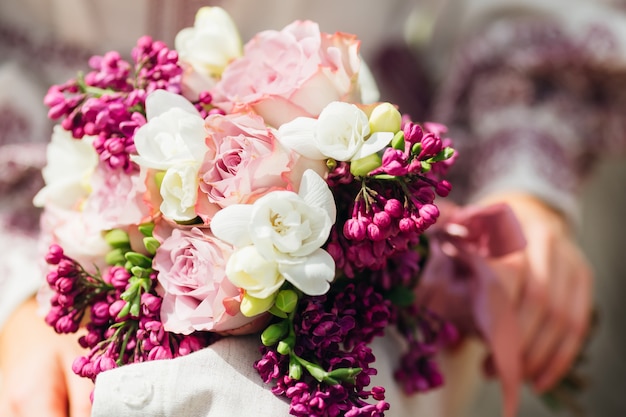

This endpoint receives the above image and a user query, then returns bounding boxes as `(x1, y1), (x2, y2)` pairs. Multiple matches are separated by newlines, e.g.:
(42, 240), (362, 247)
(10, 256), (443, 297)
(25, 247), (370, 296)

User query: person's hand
(0, 297), (93, 417)
(478, 192), (593, 393)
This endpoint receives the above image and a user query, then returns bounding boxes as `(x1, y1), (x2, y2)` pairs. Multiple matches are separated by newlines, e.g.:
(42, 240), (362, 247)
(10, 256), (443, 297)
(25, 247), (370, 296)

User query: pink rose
(198, 112), (295, 209)
(82, 166), (150, 230)
(212, 20), (363, 127)
(153, 227), (254, 334)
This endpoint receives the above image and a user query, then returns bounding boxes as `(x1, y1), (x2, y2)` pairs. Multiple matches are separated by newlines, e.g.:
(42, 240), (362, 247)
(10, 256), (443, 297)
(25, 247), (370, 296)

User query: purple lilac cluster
(255, 282), (395, 416)
(326, 121), (454, 279)
(43, 243), (211, 382)
(42, 36), (184, 172)
(394, 306), (460, 394)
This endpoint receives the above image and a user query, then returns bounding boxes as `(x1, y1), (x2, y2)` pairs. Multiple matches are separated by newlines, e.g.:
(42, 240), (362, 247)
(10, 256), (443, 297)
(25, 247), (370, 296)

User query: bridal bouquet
(35, 7), (456, 416)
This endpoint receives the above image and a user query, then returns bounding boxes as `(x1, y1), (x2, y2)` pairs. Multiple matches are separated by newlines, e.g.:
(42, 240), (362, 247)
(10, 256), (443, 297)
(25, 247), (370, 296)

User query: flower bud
(369, 103), (401, 133)
(403, 122), (423, 143)
(240, 293), (275, 317)
(390, 131), (405, 150)
(343, 217), (367, 241)
(46, 270), (60, 285)
(105, 248), (127, 266)
(435, 180), (452, 197)
(104, 229), (131, 249)
(261, 321), (289, 346)
(367, 223), (384, 241)
(373, 211), (391, 228)
(384, 199), (404, 218)
(45, 244), (64, 265)
(350, 153), (382, 177)
(419, 204), (439, 224)
(143, 237), (160, 255)
(275, 289), (298, 314)
(125, 251), (153, 268)
(72, 356), (90, 375)
(138, 223), (155, 237)
(289, 361), (303, 380)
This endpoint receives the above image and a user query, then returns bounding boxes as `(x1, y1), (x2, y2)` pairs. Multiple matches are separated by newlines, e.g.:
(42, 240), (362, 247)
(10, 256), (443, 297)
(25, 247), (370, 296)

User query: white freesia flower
(211, 170), (336, 296)
(132, 90), (209, 221)
(226, 245), (283, 299)
(159, 161), (202, 220)
(132, 90), (207, 170)
(175, 7), (242, 93)
(33, 125), (98, 209)
(278, 101), (393, 162)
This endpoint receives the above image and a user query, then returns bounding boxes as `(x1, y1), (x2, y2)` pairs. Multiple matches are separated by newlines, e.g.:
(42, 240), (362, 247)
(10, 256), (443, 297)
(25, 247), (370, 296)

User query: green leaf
(429, 147), (455, 162)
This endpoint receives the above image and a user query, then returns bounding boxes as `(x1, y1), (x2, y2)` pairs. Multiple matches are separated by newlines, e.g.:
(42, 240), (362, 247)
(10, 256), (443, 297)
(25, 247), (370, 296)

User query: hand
(0, 298), (93, 417)
(478, 192), (593, 393)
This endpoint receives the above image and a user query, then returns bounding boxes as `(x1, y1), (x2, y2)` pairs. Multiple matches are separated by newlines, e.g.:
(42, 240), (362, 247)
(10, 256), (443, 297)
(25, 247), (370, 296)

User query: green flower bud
(138, 223), (155, 237)
(104, 229), (130, 249)
(369, 102), (401, 133)
(421, 161), (431, 173)
(391, 131), (405, 150)
(130, 266), (151, 278)
(260, 321), (289, 346)
(105, 248), (127, 266)
(125, 252), (153, 268)
(350, 153), (382, 177)
(277, 340), (291, 355)
(143, 237), (160, 255)
(275, 290), (298, 314)
(411, 142), (422, 155)
(240, 293), (275, 317)
(327, 367), (362, 384)
(129, 294), (141, 317)
(289, 361), (303, 380)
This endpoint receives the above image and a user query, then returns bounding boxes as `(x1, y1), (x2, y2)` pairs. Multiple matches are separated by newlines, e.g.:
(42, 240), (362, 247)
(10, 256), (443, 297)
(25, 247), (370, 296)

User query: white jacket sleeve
(91, 331), (485, 417)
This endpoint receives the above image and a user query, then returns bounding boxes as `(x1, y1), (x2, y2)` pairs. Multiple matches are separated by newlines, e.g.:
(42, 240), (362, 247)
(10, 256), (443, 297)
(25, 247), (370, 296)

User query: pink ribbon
(417, 203), (527, 417)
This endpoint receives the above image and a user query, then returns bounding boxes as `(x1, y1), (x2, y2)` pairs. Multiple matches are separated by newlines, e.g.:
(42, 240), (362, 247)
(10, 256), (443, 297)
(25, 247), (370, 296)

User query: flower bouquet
(35, 7), (457, 416)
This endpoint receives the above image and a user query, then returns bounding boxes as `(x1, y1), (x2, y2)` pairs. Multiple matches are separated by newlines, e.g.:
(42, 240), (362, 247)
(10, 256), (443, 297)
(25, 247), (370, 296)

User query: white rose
(33, 125), (98, 209)
(211, 170), (336, 296)
(278, 101), (393, 162)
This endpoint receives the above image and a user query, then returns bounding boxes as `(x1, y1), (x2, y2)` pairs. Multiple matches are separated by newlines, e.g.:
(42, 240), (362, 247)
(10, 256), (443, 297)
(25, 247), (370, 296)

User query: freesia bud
(105, 248), (127, 266)
(143, 237), (160, 255)
(390, 131), (405, 150)
(240, 293), (275, 317)
(350, 153), (382, 177)
(104, 229), (130, 248)
(369, 103), (401, 133)
(261, 321), (289, 346)
(289, 361), (303, 380)
(125, 252), (153, 268)
(275, 290), (298, 314)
